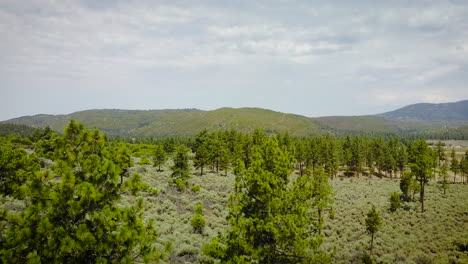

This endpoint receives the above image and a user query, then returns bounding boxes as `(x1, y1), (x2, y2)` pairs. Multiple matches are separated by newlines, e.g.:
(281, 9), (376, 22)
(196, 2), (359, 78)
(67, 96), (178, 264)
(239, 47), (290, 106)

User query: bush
(138, 157), (151, 165)
(191, 213), (205, 234)
(389, 192), (401, 212)
(329, 207), (335, 220)
(150, 188), (159, 196)
(191, 185), (201, 192)
(194, 203), (203, 215)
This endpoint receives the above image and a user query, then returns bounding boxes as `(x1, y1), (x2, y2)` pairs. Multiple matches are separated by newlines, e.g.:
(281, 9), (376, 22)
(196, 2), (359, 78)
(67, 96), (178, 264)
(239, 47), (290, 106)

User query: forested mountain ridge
(2, 100), (468, 138)
(378, 100), (468, 122)
(2, 108), (322, 137)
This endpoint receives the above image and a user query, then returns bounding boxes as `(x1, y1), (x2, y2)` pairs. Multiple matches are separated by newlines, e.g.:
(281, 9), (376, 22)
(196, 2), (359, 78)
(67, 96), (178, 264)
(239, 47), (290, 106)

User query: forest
(1, 121), (468, 263)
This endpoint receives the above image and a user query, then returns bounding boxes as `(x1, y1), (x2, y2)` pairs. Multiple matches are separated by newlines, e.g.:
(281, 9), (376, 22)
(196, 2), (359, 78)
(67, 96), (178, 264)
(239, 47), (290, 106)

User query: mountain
(377, 100), (468, 123)
(3, 108), (321, 137)
(313, 100), (468, 137)
(2, 100), (468, 138)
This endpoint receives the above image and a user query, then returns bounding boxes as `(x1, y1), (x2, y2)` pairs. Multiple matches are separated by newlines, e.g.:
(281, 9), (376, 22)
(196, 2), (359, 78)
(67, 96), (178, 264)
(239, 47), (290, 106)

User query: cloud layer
(1, 0), (467, 120)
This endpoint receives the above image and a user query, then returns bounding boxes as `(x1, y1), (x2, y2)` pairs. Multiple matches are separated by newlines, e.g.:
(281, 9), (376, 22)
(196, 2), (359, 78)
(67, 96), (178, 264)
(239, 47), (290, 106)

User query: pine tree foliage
(152, 145), (167, 172)
(170, 145), (191, 190)
(0, 145), (39, 197)
(0, 120), (160, 263)
(408, 139), (434, 212)
(203, 137), (331, 263)
(365, 205), (382, 255)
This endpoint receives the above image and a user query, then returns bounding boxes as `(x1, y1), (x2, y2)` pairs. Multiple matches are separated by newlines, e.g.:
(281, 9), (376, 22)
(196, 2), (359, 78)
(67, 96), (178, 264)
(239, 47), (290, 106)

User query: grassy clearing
(124, 158), (468, 263)
(324, 178), (468, 264)
(124, 158), (233, 263)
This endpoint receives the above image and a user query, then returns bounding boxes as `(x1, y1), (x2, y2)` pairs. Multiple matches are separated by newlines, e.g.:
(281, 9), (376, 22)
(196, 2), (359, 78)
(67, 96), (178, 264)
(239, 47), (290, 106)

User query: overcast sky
(1, 0), (467, 121)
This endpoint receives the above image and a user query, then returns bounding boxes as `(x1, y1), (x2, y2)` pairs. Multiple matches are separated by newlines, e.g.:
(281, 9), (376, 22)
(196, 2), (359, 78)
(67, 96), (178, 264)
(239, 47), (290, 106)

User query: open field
(125, 158), (468, 264)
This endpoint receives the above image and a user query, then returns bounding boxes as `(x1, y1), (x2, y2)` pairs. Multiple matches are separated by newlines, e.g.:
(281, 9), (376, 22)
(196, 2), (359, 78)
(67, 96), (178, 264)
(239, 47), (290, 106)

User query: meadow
(126, 157), (468, 264)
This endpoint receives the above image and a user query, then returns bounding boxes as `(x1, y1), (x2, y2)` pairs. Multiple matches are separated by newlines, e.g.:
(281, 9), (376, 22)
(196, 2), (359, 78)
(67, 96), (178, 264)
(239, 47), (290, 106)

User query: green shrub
(191, 185), (201, 192)
(389, 192), (401, 212)
(169, 178), (188, 191)
(190, 213), (205, 234)
(194, 203), (203, 215)
(329, 207), (335, 220)
(138, 157), (151, 165)
(150, 188), (159, 196)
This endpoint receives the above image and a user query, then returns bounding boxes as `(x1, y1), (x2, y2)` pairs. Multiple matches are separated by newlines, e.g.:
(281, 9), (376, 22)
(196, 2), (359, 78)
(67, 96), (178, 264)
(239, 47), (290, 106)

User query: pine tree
(170, 145), (191, 190)
(203, 137), (330, 263)
(153, 144), (167, 172)
(365, 205), (382, 255)
(0, 145), (39, 197)
(409, 139), (434, 212)
(194, 143), (210, 176)
(435, 141), (445, 167)
(439, 163), (449, 195)
(0, 120), (160, 263)
(450, 149), (459, 183)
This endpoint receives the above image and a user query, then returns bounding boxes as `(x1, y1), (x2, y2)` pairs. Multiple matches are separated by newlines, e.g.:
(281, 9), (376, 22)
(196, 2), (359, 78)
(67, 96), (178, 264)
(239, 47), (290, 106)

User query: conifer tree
(0, 145), (39, 197)
(194, 143), (210, 176)
(439, 163), (449, 194)
(450, 149), (459, 183)
(153, 144), (167, 172)
(170, 145), (191, 190)
(0, 120), (160, 263)
(203, 137), (330, 263)
(365, 205), (382, 255)
(409, 139), (434, 212)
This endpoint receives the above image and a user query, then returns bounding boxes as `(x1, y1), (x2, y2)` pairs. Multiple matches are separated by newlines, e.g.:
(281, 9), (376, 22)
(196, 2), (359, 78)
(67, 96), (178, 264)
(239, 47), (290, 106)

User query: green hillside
(3, 101), (468, 138)
(314, 116), (400, 133)
(4, 108), (322, 137)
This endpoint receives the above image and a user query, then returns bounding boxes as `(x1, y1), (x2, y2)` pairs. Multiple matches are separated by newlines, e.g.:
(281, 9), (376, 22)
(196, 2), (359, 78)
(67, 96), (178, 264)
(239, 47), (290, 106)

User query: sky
(1, 0), (468, 121)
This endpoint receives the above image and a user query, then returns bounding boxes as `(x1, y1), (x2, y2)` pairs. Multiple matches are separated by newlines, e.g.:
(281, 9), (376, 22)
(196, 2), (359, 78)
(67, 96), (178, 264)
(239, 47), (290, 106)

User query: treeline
(125, 129), (467, 183)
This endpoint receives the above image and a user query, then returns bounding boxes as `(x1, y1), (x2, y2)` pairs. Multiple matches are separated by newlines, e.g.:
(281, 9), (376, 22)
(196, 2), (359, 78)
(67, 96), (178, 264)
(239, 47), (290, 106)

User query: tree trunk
(420, 181), (425, 213)
(200, 165), (204, 176)
(370, 233), (374, 255)
(318, 209), (322, 235)
(454, 172), (456, 183)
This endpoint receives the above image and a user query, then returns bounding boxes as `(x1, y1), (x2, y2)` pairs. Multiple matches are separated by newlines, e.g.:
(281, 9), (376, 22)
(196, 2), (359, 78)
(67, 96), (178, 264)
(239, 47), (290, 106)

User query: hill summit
(2, 100), (468, 138)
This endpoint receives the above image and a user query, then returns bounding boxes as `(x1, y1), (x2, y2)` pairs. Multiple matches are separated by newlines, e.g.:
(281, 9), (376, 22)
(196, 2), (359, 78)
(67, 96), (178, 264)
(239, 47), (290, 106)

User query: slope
(4, 108), (322, 137)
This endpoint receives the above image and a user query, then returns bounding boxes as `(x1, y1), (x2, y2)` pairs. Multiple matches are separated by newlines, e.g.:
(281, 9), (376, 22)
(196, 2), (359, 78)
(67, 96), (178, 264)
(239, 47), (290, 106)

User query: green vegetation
(1, 120), (467, 263)
(365, 205), (382, 255)
(170, 146), (191, 191)
(0, 121), (161, 263)
(4, 100), (468, 139)
(389, 192), (401, 212)
(190, 204), (205, 234)
(204, 137), (331, 263)
(152, 145), (167, 171)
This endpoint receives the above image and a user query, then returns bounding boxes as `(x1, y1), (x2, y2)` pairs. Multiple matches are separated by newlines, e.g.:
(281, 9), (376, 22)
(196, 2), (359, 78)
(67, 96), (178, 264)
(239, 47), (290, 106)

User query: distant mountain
(377, 100), (468, 123)
(3, 108), (321, 137)
(2, 100), (468, 138)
